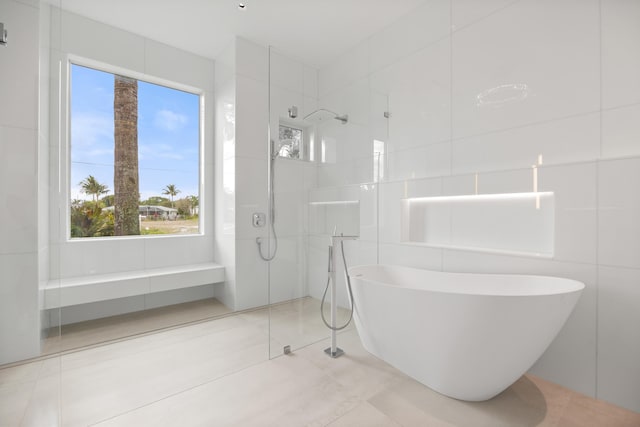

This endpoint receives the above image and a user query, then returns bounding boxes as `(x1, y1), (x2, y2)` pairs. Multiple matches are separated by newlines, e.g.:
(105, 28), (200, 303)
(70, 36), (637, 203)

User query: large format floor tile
(2, 297), (639, 426)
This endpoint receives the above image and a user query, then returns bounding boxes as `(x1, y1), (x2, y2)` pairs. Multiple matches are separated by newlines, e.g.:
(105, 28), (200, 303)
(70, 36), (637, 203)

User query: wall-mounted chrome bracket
(0, 23), (7, 46)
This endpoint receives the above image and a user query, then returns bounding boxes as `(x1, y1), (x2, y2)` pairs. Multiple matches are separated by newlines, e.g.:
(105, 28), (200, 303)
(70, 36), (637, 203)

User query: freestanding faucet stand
(324, 233), (357, 358)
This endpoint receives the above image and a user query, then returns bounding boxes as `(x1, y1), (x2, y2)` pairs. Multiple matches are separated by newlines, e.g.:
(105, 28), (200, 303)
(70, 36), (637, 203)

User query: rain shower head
(303, 108), (348, 125)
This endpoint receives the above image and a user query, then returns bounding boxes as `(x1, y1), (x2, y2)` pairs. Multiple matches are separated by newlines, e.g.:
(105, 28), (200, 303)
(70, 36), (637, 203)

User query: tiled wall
(45, 9), (216, 281)
(314, 0), (640, 413)
(0, 0), (41, 364)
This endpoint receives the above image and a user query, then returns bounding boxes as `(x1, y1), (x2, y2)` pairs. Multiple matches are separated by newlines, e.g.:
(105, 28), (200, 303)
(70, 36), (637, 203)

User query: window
(277, 124), (303, 160)
(69, 63), (201, 238)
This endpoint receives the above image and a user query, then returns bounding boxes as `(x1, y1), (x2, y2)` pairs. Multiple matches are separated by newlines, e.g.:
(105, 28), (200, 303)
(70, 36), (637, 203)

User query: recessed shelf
(401, 192), (555, 258)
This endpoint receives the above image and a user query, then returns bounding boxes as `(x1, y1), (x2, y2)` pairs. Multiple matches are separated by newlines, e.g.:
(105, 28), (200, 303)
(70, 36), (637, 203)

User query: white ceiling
(53, 0), (426, 68)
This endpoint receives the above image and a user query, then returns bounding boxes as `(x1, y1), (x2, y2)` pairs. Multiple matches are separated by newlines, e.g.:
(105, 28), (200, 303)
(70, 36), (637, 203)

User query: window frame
(64, 55), (206, 241)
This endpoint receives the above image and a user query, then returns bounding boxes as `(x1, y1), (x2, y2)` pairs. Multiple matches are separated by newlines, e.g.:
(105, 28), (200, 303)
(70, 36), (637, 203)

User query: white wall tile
(234, 238), (268, 310)
(235, 37), (268, 83)
(379, 243), (443, 271)
(359, 183), (378, 242)
(452, 0), (600, 139)
(319, 78), (370, 128)
(269, 51), (304, 94)
(235, 156), (268, 240)
(602, 104), (640, 159)
(601, 0), (640, 108)
(268, 237), (305, 304)
(529, 263), (597, 397)
(451, 0), (519, 31)
(477, 168), (532, 194)
(452, 113), (600, 174)
(144, 236), (214, 270)
(540, 162), (597, 264)
(303, 65), (318, 98)
(318, 40), (370, 98)
(598, 157), (640, 269)
(215, 41), (236, 91)
(379, 40), (451, 151)
(386, 142), (451, 181)
(0, 126), (38, 255)
(303, 96), (318, 121)
(59, 239), (145, 277)
(60, 10), (145, 74)
(378, 181), (404, 244)
(269, 85), (304, 127)
(0, 0), (39, 129)
(235, 75), (268, 159)
(369, 0), (450, 72)
(597, 266), (640, 412)
(144, 39), (215, 92)
(0, 253), (40, 364)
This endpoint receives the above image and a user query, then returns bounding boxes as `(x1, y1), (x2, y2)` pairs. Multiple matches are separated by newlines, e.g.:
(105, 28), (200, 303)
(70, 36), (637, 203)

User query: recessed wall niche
(400, 192), (555, 258)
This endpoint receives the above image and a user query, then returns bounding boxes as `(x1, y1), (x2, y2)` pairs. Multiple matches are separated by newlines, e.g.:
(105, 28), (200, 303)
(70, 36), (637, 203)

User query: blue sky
(70, 64), (200, 202)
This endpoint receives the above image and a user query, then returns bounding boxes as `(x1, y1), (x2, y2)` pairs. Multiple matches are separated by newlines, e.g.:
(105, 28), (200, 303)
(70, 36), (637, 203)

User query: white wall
(316, 0), (640, 413)
(268, 50), (319, 305)
(213, 40), (237, 310)
(215, 40), (320, 311)
(232, 38), (270, 310)
(46, 10), (216, 303)
(0, 0), (41, 364)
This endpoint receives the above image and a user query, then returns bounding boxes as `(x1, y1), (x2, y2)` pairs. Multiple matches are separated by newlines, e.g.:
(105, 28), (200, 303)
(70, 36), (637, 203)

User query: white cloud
(154, 109), (188, 131)
(71, 112), (113, 148)
(139, 142), (184, 161)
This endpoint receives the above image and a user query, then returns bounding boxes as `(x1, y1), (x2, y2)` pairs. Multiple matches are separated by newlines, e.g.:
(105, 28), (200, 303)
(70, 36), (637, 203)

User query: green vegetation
(71, 177), (199, 238)
(162, 184), (181, 208)
(70, 199), (114, 238)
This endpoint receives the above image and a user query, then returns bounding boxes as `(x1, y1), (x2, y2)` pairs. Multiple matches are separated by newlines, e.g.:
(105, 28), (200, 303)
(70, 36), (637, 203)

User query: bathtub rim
(348, 264), (585, 297)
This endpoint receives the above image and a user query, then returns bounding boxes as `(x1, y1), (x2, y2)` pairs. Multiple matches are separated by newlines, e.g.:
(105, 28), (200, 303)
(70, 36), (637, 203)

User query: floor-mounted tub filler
(348, 264), (584, 401)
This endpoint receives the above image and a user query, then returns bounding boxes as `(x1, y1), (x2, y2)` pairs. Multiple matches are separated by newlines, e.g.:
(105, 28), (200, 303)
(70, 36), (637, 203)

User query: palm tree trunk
(114, 75), (140, 235)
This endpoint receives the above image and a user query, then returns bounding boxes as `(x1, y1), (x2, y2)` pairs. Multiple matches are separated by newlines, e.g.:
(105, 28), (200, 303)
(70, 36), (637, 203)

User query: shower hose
(320, 239), (355, 331)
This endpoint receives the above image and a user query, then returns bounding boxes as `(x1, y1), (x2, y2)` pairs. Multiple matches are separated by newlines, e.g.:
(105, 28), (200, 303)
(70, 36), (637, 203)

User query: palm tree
(79, 175), (109, 203)
(162, 184), (181, 208)
(114, 75), (140, 236)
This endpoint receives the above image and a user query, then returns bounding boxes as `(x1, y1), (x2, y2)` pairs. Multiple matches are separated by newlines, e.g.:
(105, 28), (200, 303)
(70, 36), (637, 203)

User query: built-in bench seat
(44, 262), (225, 309)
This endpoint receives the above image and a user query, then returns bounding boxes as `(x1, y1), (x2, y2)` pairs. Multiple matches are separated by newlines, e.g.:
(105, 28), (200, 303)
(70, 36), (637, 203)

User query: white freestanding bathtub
(348, 264), (584, 401)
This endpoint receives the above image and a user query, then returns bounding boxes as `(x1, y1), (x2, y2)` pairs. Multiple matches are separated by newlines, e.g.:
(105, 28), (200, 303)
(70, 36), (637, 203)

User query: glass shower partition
(267, 47), (386, 358)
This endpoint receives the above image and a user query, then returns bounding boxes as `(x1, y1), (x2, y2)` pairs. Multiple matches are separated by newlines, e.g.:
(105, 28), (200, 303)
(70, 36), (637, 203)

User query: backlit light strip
(308, 200), (359, 206)
(405, 192), (553, 203)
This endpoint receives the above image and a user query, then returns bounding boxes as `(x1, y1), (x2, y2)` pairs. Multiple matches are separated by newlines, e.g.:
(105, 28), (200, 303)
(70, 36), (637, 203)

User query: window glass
(69, 63), (201, 238)
(277, 124), (303, 159)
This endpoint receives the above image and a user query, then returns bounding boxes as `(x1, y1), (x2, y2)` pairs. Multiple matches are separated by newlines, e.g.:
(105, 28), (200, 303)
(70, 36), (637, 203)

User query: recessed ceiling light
(238, 3), (246, 9)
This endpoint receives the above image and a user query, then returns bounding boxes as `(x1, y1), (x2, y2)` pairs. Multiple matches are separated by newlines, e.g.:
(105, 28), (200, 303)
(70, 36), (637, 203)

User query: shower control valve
(252, 212), (266, 227)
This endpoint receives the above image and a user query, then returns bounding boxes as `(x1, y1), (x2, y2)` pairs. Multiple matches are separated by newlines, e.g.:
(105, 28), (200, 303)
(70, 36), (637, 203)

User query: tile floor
(43, 298), (233, 355)
(1, 298), (639, 426)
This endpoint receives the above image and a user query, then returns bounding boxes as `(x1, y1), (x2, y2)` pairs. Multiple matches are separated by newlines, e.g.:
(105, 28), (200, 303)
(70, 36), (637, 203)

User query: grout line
(88, 354), (271, 426)
(450, 0), (522, 34)
(0, 302), (273, 371)
(448, 0), (454, 272)
(312, 152), (640, 192)
(595, 0), (603, 399)
(450, 109), (602, 144)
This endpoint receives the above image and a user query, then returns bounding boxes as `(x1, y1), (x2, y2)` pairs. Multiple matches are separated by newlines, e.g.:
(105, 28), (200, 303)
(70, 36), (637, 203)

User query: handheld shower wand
(256, 139), (278, 261)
